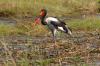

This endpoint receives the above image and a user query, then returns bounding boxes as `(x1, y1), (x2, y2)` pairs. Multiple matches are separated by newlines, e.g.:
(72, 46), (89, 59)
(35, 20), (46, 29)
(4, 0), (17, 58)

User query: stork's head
(40, 9), (47, 17)
(34, 9), (47, 25)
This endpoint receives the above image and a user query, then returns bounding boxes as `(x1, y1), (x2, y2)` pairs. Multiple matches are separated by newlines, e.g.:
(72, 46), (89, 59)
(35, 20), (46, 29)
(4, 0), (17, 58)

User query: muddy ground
(0, 17), (100, 66)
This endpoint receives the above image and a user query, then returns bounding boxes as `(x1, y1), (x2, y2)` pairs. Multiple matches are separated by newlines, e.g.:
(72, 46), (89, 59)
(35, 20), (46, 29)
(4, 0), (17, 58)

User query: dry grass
(16, 20), (49, 36)
(63, 0), (98, 15)
(0, 0), (98, 17)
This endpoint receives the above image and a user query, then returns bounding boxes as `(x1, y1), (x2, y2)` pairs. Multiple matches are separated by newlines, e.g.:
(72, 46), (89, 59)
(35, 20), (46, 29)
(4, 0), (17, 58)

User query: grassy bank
(0, 23), (23, 36)
(0, 16), (99, 36)
(0, 0), (98, 17)
(0, 0), (99, 36)
(68, 16), (100, 31)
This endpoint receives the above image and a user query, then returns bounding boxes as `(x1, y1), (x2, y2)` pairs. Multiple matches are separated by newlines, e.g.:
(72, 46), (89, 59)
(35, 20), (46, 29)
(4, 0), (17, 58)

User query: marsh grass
(0, 0), (98, 17)
(0, 21), (48, 36)
(0, 0), (64, 17)
(67, 16), (100, 31)
(16, 21), (49, 36)
(0, 16), (100, 36)
(0, 24), (21, 36)
(0, 0), (100, 66)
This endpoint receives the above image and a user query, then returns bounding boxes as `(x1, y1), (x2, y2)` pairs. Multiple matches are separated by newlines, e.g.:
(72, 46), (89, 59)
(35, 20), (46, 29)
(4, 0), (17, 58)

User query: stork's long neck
(40, 15), (47, 25)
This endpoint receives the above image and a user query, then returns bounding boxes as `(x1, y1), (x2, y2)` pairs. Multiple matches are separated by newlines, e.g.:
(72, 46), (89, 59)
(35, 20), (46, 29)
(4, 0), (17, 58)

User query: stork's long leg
(51, 29), (59, 47)
(51, 29), (57, 43)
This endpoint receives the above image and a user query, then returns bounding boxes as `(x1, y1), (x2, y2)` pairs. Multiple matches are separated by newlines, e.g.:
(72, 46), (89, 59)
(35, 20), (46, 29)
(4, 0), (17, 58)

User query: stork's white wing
(45, 17), (59, 23)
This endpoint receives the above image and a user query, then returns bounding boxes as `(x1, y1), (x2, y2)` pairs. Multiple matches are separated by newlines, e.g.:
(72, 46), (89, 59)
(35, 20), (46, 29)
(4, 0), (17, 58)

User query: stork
(34, 9), (72, 42)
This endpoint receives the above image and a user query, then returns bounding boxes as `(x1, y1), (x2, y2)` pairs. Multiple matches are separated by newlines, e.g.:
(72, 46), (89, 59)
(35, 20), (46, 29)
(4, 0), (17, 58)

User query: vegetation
(68, 17), (100, 31)
(0, 0), (99, 17)
(0, 0), (100, 66)
(0, 23), (20, 36)
(0, 16), (100, 36)
(0, 0), (99, 36)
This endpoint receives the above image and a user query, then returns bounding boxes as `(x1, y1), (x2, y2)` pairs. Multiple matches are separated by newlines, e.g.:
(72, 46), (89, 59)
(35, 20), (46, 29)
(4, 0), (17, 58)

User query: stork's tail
(64, 26), (72, 36)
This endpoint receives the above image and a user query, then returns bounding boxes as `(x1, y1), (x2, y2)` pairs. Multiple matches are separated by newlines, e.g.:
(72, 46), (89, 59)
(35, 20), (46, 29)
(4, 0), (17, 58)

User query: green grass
(35, 59), (52, 66)
(0, 0), (99, 36)
(0, 0), (65, 17)
(0, 0), (98, 17)
(0, 23), (29, 36)
(0, 16), (100, 36)
(0, 24), (18, 35)
(67, 17), (100, 31)
(0, 21), (49, 36)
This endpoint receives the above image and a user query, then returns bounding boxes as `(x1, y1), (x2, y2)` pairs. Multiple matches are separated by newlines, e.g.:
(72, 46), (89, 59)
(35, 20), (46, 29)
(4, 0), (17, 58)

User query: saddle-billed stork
(34, 9), (72, 42)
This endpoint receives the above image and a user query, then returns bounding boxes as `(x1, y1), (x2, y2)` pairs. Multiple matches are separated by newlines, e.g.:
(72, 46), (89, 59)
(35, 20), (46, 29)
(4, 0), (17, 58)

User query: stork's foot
(50, 44), (59, 48)
(50, 41), (59, 48)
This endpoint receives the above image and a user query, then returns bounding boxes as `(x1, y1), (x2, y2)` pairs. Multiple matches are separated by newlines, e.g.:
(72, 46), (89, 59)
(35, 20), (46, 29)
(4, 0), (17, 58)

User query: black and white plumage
(35, 9), (72, 42)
